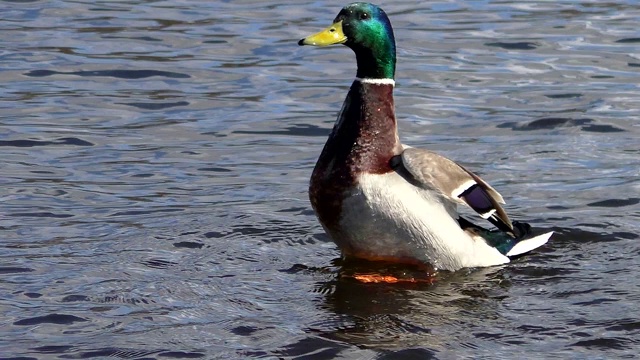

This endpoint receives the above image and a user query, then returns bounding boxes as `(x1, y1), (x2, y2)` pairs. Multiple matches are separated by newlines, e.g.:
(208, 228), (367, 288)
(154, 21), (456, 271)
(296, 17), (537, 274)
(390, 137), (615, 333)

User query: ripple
(61, 295), (91, 302)
(544, 93), (583, 99)
(23, 69), (190, 79)
(14, 314), (88, 326)
(158, 351), (206, 358)
(485, 41), (539, 50)
(587, 198), (640, 208)
(172, 241), (204, 249)
(141, 258), (179, 270)
(0, 137), (94, 147)
(571, 337), (635, 351)
(121, 101), (190, 110)
(615, 37), (640, 43)
(9, 212), (74, 218)
(233, 123), (329, 137)
(31, 346), (73, 355)
(276, 337), (348, 359)
(497, 117), (625, 132)
(0, 267), (35, 274)
(2, 0), (640, 358)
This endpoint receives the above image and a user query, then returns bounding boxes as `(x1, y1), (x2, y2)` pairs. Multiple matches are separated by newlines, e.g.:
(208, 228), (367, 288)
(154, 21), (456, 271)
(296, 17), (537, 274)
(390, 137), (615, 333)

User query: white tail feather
(506, 231), (553, 257)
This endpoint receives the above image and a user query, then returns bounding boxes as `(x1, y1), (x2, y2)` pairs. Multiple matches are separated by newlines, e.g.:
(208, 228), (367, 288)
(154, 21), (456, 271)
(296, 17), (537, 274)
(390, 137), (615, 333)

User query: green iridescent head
(299, 3), (397, 79)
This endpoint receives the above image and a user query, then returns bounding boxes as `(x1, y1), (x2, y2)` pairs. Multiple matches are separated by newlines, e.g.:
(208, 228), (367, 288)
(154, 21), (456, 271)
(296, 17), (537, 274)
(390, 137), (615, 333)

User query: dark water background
(1, 0), (639, 358)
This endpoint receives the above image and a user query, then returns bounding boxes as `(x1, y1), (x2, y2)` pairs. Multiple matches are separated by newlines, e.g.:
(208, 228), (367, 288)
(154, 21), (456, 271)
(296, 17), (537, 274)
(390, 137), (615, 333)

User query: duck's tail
(505, 231), (553, 257)
(459, 217), (552, 257)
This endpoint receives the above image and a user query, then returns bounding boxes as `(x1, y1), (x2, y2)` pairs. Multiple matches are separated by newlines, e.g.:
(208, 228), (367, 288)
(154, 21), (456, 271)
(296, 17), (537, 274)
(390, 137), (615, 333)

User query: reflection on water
(1, 0), (639, 359)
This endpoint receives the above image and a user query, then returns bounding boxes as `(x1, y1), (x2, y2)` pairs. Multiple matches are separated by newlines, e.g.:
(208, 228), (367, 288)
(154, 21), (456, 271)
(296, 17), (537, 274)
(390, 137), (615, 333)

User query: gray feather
(398, 147), (513, 231)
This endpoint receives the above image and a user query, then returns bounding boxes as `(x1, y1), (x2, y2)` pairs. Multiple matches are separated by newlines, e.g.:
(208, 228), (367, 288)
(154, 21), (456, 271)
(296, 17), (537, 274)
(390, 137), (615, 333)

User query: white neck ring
(355, 77), (395, 86)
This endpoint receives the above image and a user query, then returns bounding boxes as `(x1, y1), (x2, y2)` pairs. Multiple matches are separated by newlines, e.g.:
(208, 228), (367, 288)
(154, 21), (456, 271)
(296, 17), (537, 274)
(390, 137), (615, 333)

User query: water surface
(1, 0), (639, 358)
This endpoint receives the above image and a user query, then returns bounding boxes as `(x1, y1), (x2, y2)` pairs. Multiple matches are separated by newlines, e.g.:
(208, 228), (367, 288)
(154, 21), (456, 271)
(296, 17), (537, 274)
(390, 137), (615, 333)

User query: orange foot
(351, 273), (436, 284)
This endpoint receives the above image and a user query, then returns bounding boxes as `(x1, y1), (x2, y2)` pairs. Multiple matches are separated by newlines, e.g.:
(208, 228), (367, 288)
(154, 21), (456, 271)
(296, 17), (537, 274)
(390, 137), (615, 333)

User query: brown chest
(309, 80), (401, 230)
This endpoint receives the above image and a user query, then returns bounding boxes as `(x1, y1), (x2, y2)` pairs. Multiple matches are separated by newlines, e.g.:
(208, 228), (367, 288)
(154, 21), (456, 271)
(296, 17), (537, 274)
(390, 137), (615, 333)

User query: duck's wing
(394, 146), (517, 237)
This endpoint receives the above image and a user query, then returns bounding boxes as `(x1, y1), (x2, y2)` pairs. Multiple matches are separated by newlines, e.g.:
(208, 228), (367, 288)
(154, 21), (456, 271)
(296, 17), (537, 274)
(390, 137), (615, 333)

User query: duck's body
(299, 3), (551, 271)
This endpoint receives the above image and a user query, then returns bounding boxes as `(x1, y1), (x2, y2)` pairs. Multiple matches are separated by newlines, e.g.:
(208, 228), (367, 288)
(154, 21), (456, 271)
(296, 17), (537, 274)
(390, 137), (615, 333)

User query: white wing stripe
(451, 179), (476, 198)
(479, 208), (496, 219)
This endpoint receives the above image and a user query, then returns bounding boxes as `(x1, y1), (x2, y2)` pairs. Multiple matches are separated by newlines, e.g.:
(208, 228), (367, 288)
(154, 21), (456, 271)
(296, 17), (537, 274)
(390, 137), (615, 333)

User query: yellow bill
(298, 21), (347, 46)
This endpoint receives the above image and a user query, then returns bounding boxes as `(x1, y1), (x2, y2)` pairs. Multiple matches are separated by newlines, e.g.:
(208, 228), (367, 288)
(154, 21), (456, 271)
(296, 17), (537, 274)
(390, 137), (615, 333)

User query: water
(1, 0), (639, 358)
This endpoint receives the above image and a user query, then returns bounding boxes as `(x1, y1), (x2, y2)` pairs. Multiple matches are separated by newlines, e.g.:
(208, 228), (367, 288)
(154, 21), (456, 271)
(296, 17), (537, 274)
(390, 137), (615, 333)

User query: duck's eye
(360, 12), (369, 20)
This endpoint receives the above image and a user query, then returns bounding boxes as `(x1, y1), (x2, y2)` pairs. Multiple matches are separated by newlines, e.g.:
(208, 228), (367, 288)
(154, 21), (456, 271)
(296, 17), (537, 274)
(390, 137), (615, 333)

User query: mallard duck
(298, 2), (552, 271)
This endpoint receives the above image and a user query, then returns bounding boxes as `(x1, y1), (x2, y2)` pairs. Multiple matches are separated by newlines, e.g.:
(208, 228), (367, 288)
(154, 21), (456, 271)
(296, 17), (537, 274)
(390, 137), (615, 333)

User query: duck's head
(298, 2), (396, 80)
